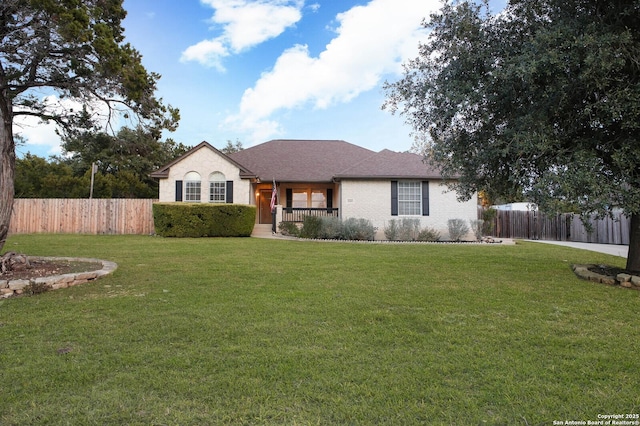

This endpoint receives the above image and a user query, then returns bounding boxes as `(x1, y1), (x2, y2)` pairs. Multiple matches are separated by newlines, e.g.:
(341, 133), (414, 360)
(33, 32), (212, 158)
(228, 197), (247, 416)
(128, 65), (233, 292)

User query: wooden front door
(259, 190), (273, 224)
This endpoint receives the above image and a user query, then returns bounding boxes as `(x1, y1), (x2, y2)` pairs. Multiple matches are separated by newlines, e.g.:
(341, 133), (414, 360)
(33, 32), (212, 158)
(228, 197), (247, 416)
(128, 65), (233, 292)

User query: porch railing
(281, 207), (339, 222)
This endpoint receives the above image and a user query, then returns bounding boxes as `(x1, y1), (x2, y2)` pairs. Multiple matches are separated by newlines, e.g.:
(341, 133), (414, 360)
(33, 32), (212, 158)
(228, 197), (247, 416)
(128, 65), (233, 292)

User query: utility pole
(89, 162), (98, 199)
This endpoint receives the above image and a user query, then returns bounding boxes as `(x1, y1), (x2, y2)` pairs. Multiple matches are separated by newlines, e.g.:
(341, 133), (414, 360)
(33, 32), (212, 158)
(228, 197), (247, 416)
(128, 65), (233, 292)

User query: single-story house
(150, 139), (478, 240)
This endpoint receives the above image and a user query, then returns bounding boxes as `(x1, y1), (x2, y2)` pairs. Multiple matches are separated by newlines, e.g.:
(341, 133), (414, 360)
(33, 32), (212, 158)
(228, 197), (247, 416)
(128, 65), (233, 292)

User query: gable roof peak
(150, 140), (255, 179)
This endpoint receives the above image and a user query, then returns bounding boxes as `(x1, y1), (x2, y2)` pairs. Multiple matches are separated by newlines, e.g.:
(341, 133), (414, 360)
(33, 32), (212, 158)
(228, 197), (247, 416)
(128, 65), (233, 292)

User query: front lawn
(1, 235), (638, 425)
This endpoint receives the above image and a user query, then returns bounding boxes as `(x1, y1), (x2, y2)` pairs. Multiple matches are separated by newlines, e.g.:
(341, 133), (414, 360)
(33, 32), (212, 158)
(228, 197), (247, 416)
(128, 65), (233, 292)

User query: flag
(270, 179), (277, 213)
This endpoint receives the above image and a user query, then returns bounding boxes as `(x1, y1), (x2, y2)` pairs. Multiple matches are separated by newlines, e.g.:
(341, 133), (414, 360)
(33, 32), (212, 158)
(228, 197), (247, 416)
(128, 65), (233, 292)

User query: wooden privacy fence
(9, 199), (155, 235)
(485, 209), (630, 244)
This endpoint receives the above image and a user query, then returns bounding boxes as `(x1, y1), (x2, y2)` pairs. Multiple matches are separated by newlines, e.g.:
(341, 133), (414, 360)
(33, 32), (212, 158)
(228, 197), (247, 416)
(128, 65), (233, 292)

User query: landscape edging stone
(0, 257), (117, 299)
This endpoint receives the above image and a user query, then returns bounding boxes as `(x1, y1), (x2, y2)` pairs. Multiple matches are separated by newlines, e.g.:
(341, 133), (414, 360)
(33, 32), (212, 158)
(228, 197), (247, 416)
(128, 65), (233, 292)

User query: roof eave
(334, 175), (448, 180)
(150, 170), (170, 179)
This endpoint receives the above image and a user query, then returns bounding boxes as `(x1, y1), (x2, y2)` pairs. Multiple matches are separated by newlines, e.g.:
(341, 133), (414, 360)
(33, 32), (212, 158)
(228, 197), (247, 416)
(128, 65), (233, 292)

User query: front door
(259, 190), (273, 224)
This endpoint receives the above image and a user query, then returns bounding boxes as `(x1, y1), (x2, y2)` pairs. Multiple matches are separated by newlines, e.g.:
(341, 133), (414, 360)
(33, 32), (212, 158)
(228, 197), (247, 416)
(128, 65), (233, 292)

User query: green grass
(1, 235), (638, 425)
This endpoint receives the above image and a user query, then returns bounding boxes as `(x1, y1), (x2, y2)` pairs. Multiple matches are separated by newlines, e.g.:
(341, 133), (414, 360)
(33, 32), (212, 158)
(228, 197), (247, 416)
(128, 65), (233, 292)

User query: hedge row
(280, 216), (375, 241)
(153, 203), (256, 237)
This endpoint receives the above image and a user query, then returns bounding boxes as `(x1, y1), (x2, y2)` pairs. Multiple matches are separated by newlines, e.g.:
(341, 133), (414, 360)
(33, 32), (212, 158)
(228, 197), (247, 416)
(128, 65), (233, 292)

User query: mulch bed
(0, 258), (103, 281)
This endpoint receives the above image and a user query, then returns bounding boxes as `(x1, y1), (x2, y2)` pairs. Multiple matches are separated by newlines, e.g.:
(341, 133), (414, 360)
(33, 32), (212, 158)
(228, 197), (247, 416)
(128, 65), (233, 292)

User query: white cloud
(14, 117), (64, 156)
(181, 39), (230, 72)
(13, 95), (83, 156)
(226, 0), (436, 141)
(181, 0), (303, 69)
(225, 116), (283, 144)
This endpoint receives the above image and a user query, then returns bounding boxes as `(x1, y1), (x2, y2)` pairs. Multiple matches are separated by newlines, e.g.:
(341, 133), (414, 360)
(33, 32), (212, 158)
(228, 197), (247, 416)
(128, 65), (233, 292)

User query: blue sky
(15, 0), (507, 158)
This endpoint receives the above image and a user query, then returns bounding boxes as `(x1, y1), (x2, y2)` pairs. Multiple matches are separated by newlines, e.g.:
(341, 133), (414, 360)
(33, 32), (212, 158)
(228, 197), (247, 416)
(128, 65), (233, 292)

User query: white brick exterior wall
(157, 147), (251, 204)
(340, 179), (478, 240)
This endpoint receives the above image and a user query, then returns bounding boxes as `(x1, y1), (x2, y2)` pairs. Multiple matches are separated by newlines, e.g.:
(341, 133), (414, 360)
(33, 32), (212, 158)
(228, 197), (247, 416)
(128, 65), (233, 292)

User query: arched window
(209, 172), (226, 203)
(184, 171), (201, 202)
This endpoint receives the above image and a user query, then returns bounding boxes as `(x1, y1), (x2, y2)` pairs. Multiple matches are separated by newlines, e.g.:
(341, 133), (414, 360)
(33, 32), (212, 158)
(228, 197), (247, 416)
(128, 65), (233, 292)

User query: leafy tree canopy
(384, 0), (640, 270)
(15, 128), (190, 198)
(385, 0), (640, 213)
(221, 139), (244, 154)
(60, 126), (189, 197)
(15, 153), (85, 198)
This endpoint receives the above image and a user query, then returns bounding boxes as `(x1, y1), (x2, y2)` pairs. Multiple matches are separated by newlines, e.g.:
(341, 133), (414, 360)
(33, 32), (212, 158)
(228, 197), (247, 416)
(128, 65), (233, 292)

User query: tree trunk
(626, 213), (640, 273)
(0, 90), (15, 253)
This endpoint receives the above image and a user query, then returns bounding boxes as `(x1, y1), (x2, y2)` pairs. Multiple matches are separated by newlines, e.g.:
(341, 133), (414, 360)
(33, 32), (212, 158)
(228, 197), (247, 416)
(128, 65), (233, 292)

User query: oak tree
(0, 0), (179, 250)
(384, 0), (640, 271)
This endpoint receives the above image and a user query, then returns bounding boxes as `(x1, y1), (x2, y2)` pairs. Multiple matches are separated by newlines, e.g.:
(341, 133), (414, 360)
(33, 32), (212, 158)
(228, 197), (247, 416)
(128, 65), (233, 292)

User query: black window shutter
(286, 188), (293, 213)
(422, 181), (429, 216)
(226, 181), (233, 203)
(391, 181), (398, 216)
(326, 188), (333, 211)
(175, 180), (183, 202)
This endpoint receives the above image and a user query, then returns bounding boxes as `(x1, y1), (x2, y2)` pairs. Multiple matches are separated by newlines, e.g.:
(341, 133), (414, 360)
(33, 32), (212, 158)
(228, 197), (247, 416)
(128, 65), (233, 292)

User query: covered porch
(253, 182), (339, 225)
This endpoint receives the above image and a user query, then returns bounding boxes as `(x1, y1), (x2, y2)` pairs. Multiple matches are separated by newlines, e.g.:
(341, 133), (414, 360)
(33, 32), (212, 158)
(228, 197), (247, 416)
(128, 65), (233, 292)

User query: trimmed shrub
(342, 218), (375, 241)
(384, 219), (399, 241)
(153, 203), (255, 237)
(447, 218), (470, 241)
(384, 219), (440, 241)
(417, 227), (441, 242)
(319, 217), (343, 239)
(278, 221), (300, 237)
(300, 216), (322, 239)
(469, 219), (484, 241)
(398, 218), (421, 241)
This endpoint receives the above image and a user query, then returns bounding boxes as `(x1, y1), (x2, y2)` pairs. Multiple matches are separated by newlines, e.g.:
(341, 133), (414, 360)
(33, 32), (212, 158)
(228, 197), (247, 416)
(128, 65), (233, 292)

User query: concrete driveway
(525, 240), (629, 258)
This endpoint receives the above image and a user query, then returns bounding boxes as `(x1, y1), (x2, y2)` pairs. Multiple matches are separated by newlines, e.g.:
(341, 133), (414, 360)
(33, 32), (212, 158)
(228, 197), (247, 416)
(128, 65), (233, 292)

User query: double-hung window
(398, 181), (421, 215)
(391, 180), (429, 216)
(184, 171), (201, 202)
(209, 172), (226, 203)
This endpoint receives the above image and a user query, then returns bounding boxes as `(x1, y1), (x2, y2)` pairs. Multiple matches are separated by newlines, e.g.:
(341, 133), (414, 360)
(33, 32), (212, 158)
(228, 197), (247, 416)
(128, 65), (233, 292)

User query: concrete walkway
(251, 224), (296, 240)
(525, 240), (629, 258)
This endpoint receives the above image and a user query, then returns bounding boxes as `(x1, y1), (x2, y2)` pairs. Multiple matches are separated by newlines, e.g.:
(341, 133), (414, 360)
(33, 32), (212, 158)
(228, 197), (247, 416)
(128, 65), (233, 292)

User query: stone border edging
(572, 264), (640, 290)
(0, 257), (117, 299)
(268, 235), (515, 245)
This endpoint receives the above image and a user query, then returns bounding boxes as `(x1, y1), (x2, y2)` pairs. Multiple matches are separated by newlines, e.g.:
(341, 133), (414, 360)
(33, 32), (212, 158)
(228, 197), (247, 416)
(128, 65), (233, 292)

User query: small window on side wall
(184, 171), (201, 202)
(391, 181), (429, 216)
(398, 181), (421, 215)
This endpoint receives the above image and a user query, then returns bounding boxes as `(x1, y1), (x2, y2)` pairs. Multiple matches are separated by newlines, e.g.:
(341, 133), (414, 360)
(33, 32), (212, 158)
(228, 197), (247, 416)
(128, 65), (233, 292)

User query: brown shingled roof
(152, 139), (446, 183)
(228, 139), (375, 182)
(335, 149), (443, 180)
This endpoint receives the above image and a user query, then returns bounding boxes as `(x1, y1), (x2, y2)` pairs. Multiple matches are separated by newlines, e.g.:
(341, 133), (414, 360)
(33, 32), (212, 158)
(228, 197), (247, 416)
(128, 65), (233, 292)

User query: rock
(9, 280), (30, 291)
(599, 276), (617, 286)
(617, 273), (632, 283)
(75, 272), (98, 281)
(51, 282), (69, 290)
